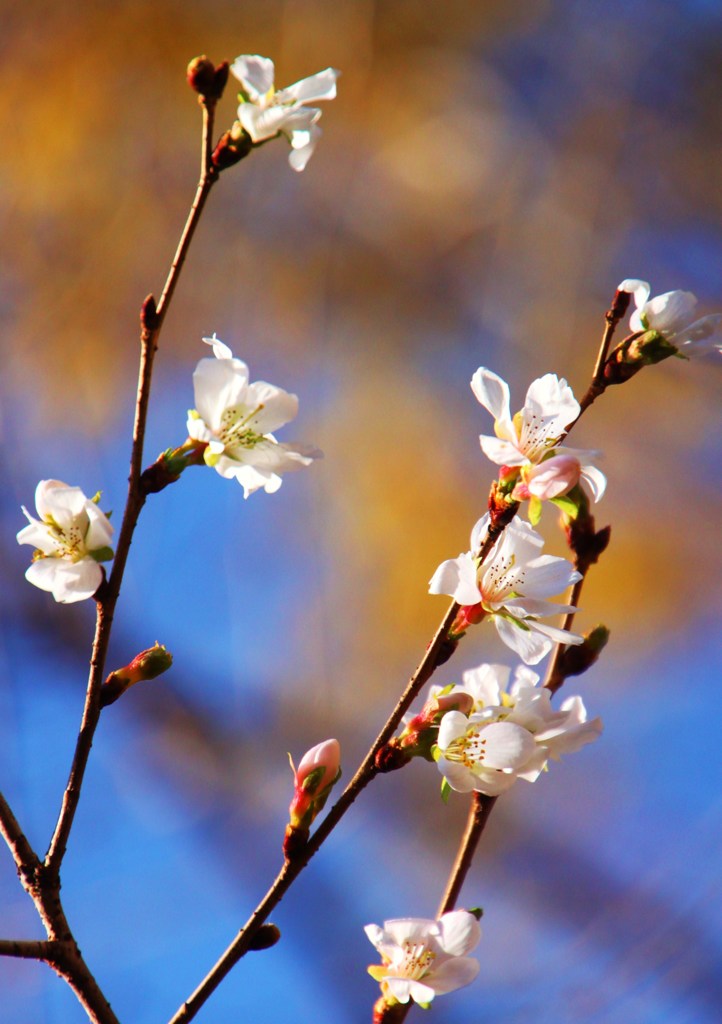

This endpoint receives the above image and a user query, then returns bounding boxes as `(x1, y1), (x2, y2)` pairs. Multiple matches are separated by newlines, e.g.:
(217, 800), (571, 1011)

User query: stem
(543, 573), (586, 695)
(436, 793), (496, 916)
(0, 97), (221, 1024)
(46, 99), (219, 875)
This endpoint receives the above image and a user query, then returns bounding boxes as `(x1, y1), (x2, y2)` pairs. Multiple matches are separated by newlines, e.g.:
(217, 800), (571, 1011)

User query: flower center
(444, 726), (493, 770)
(399, 941), (436, 980)
(219, 403), (266, 449)
(481, 553), (525, 606)
(42, 519), (87, 562)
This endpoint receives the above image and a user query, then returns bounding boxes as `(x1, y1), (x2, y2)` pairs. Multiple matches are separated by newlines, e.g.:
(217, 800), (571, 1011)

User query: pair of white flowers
(432, 662), (602, 797)
(18, 336), (319, 602)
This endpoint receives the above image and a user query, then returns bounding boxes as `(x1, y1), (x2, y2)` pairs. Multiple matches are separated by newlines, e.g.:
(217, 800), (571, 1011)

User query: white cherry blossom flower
(365, 911), (481, 1007)
(428, 515), (584, 664)
(471, 368), (606, 503)
(17, 480), (114, 603)
(618, 279), (722, 356)
(187, 335), (321, 498)
(435, 661), (603, 794)
(230, 54), (339, 171)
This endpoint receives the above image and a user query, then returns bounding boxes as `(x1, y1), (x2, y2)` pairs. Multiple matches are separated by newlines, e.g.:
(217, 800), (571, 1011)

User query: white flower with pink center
(471, 368), (606, 503)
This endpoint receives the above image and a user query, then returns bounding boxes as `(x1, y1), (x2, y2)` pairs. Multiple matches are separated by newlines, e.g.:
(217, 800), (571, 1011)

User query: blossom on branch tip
(428, 515), (584, 664)
(434, 661), (602, 796)
(230, 54), (339, 171)
(618, 279), (722, 357)
(471, 368), (606, 505)
(365, 911), (481, 1007)
(187, 334), (321, 498)
(17, 480), (114, 603)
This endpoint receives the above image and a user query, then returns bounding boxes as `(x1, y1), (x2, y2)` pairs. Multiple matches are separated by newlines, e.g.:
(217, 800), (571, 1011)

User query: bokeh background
(1, 1), (721, 1021)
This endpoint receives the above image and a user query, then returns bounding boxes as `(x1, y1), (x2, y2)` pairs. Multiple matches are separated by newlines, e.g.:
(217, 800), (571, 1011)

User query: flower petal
(230, 54), (275, 101)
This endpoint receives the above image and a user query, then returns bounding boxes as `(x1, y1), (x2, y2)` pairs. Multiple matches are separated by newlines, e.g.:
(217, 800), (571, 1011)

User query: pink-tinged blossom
(471, 368), (606, 503)
(618, 279), (722, 357)
(428, 515), (583, 664)
(17, 480), (114, 603)
(435, 661), (602, 796)
(365, 911), (481, 1007)
(230, 55), (339, 171)
(187, 335), (321, 498)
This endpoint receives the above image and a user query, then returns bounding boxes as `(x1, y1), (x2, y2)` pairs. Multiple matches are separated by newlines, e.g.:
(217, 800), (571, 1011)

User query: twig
(436, 793), (496, 916)
(0, 96), (221, 1024)
(543, 573), (585, 695)
(45, 98), (219, 876)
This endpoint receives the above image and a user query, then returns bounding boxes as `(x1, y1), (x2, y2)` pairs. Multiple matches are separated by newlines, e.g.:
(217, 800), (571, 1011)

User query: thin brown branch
(45, 100), (219, 876)
(436, 793), (496, 916)
(0, 938), (60, 960)
(0, 789), (40, 875)
(543, 573), (586, 695)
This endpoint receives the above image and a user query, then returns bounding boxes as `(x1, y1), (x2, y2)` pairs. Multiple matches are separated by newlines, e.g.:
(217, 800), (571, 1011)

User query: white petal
(437, 910), (481, 957)
(581, 463), (607, 501)
(243, 381), (299, 433)
(192, 356), (250, 431)
(27, 558), (102, 603)
(17, 519), (60, 555)
(617, 279), (650, 309)
(470, 368), (512, 426)
(428, 956), (480, 995)
(238, 102), (294, 142)
(437, 710), (469, 748)
(275, 67), (339, 105)
(644, 290), (697, 334)
(469, 513), (490, 553)
(478, 720), (537, 770)
(85, 504), (114, 552)
(460, 663), (508, 708)
(36, 482), (87, 531)
(230, 55), (275, 101)
(676, 314), (722, 354)
(437, 758), (476, 793)
(202, 334), (234, 360)
(428, 553), (481, 605)
(524, 374), (579, 433)
(479, 434), (525, 466)
(494, 617), (553, 664)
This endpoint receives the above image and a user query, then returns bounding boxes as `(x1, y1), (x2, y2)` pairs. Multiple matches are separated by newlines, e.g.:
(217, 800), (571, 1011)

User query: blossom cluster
(433, 662), (602, 796)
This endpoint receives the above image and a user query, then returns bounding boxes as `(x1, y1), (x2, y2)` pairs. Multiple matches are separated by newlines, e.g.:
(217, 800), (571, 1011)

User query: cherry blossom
(471, 368), (606, 504)
(187, 335), (321, 498)
(230, 55), (339, 171)
(17, 480), (114, 603)
(434, 661), (602, 795)
(428, 515), (583, 664)
(619, 278), (722, 356)
(365, 911), (481, 1007)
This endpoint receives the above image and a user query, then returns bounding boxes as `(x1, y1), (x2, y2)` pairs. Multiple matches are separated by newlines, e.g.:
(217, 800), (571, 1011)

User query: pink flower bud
(287, 739), (341, 837)
(523, 454), (582, 500)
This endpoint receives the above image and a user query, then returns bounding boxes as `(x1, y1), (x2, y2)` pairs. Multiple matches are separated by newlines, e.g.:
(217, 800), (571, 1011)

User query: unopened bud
(603, 330), (678, 385)
(248, 923), (281, 951)
(186, 57), (229, 101)
(285, 739), (341, 859)
(100, 643), (172, 707)
(140, 294), (159, 333)
(211, 126), (253, 171)
(140, 441), (207, 495)
(558, 624), (610, 678)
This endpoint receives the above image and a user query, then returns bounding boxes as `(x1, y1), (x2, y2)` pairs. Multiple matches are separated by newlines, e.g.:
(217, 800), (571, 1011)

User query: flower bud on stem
(100, 643), (173, 707)
(283, 740), (341, 861)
